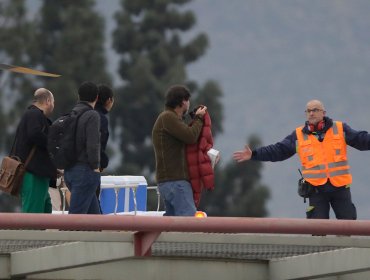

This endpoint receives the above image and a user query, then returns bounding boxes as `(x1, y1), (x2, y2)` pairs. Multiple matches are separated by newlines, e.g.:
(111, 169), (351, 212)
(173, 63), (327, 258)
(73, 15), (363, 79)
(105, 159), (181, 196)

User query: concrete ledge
(11, 241), (134, 277)
(0, 230), (133, 242)
(270, 247), (370, 279)
(0, 255), (10, 279)
(3, 231), (370, 279)
(28, 258), (268, 280)
(156, 232), (370, 247)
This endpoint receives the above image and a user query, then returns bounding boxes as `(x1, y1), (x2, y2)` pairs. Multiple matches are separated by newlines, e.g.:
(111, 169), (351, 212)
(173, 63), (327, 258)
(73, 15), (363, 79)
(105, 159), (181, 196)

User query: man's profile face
(46, 94), (55, 116)
(182, 99), (190, 115)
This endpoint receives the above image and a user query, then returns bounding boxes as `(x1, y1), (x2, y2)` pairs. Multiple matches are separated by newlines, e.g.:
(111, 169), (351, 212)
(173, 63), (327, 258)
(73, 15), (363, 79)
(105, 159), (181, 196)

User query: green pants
(21, 172), (52, 213)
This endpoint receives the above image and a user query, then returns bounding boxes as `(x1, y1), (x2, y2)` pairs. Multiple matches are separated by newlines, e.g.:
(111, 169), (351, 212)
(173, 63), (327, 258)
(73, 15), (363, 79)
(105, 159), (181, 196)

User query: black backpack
(48, 107), (92, 169)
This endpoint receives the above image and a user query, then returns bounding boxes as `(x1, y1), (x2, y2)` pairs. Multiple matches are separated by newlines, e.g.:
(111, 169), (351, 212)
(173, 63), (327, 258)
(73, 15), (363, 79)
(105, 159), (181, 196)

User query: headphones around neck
(309, 120), (325, 132)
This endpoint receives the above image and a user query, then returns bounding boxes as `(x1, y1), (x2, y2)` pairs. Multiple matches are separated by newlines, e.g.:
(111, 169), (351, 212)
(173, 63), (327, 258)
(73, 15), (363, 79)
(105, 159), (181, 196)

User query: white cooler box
(100, 175), (147, 214)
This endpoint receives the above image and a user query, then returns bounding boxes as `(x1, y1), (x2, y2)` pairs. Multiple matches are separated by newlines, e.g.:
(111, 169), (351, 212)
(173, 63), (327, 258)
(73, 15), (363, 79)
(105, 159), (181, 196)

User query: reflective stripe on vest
(303, 167), (350, 178)
(302, 161), (349, 171)
(295, 121), (352, 187)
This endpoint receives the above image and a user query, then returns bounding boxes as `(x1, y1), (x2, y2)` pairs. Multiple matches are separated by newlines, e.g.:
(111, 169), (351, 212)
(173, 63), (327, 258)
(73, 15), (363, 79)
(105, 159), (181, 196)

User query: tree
(112, 0), (224, 181)
(199, 135), (271, 217)
(29, 0), (112, 119)
(0, 0), (36, 152)
(191, 80), (223, 134)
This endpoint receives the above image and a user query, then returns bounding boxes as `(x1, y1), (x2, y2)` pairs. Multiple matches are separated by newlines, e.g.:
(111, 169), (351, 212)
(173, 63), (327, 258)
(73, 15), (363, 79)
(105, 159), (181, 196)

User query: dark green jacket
(152, 108), (203, 183)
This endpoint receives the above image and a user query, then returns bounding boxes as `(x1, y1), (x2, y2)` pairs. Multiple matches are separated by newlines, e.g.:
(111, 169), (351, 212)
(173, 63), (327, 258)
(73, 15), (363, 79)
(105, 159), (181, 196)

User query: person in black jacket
(94, 84), (114, 203)
(63, 82), (101, 214)
(233, 99), (370, 220)
(13, 88), (57, 213)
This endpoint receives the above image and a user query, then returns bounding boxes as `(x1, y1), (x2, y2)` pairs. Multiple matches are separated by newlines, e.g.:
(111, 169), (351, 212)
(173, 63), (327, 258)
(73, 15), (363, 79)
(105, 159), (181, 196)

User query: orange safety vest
(295, 121), (352, 187)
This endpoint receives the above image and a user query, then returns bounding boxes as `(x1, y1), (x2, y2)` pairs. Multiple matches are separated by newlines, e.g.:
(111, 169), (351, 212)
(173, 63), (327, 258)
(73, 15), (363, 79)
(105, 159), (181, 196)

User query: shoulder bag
(0, 136), (36, 197)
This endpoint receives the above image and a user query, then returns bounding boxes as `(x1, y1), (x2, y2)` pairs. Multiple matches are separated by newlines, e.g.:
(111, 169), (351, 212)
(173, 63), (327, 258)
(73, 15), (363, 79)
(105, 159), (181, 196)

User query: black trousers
(306, 183), (357, 220)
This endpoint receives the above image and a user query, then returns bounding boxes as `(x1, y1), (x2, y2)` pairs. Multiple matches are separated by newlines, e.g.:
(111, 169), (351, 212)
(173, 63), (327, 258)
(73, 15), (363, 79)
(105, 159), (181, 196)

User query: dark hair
(165, 85), (190, 109)
(97, 84), (114, 106)
(78, 81), (98, 102)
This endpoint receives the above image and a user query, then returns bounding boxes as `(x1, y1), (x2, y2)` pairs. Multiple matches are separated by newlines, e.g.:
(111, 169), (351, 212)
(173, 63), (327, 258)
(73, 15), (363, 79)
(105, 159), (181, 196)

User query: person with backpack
(62, 81), (101, 214)
(13, 88), (57, 213)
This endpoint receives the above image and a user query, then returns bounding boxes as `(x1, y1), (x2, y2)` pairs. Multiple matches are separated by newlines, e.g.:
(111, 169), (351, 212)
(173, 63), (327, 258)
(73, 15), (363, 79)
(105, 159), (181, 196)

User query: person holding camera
(152, 85), (207, 216)
(233, 99), (370, 220)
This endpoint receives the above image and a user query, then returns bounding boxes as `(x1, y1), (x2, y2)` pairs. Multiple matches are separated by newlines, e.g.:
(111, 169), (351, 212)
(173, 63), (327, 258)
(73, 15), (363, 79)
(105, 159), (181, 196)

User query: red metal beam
(0, 213), (370, 236)
(134, 231), (161, 257)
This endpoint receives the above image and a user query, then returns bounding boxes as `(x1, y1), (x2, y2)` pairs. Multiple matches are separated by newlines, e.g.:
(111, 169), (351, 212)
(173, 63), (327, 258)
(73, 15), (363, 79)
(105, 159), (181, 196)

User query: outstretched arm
(233, 145), (252, 162)
(233, 131), (297, 163)
(344, 123), (370, 151)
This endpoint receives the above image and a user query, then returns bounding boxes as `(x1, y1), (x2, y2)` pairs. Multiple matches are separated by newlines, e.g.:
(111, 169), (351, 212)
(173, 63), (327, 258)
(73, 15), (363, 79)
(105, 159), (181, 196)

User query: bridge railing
(1, 213), (370, 256)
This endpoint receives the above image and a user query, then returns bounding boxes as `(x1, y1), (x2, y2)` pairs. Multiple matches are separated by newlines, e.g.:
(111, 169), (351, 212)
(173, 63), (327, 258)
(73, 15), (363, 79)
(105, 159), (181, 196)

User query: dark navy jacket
(95, 104), (109, 169)
(252, 117), (370, 162)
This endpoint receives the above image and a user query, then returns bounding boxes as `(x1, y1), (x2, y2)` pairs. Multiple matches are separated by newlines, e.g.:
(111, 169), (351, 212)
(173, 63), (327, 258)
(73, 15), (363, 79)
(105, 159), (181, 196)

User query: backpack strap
(24, 146), (37, 168)
(71, 105), (93, 117)
(72, 106), (93, 156)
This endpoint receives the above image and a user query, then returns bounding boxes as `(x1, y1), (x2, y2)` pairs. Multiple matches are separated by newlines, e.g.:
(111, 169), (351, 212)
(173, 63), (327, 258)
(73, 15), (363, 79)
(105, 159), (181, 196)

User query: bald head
(305, 99), (326, 125)
(306, 99), (325, 111)
(33, 88), (54, 116)
(33, 88), (53, 104)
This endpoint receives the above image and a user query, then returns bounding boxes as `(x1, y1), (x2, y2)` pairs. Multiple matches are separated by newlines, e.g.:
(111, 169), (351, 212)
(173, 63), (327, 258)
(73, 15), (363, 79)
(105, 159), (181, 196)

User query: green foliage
(192, 80), (223, 134)
(0, 0), (33, 64)
(0, 0), (36, 151)
(112, 0), (223, 178)
(199, 135), (271, 217)
(29, 0), (111, 118)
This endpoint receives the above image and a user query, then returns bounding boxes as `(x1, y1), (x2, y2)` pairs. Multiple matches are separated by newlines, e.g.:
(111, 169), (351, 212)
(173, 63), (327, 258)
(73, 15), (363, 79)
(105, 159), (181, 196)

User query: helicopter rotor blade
(0, 63), (61, 78)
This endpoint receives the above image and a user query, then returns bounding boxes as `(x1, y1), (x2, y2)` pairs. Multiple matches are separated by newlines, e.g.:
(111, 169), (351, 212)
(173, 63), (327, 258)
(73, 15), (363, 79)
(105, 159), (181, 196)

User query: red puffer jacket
(186, 111), (215, 207)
